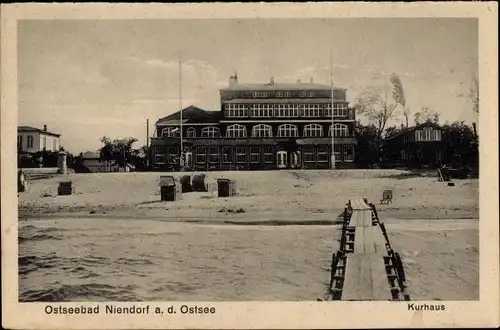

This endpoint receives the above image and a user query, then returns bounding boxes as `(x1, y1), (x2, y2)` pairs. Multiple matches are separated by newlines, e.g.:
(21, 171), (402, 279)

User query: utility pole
(146, 118), (149, 169)
(330, 49), (336, 169)
(179, 58), (184, 170)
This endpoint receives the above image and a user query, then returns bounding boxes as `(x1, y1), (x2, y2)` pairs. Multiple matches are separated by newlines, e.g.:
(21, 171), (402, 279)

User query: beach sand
(18, 170), (479, 222)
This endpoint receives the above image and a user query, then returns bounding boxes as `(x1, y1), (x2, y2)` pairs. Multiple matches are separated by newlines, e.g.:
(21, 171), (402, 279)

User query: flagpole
(330, 49), (336, 169)
(179, 58), (184, 170)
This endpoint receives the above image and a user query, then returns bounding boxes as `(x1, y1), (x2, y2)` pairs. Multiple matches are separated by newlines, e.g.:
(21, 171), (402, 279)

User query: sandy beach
(18, 170), (479, 222)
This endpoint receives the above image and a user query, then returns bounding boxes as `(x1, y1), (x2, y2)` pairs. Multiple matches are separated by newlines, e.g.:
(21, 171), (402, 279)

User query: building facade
(151, 75), (357, 171)
(383, 122), (444, 168)
(17, 125), (61, 155)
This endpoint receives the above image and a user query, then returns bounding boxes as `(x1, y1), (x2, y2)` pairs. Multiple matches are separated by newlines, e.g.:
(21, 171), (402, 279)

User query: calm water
(19, 218), (338, 302)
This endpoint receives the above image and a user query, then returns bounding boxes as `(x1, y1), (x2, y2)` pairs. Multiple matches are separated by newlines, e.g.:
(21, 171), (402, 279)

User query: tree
(355, 82), (399, 140)
(441, 121), (478, 172)
(354, 121), (381, 168)
(414, 106), (440, 125)
(99, 136), (139, 168)
(390, 73), (410, 128)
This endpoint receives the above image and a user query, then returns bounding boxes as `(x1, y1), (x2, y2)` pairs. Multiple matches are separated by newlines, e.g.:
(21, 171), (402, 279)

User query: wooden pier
(322, 198), (410, 301)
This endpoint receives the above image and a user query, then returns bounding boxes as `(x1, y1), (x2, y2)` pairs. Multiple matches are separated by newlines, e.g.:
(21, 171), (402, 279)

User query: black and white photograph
(2, 2), (498, 329)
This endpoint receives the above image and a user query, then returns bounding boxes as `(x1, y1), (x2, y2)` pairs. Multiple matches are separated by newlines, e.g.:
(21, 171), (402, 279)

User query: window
(252, 91), (268, 98)
(226, 104), (248, 118)
(252, 124), (273, 138)
(434, 130), (442, 141)
(415, 128), (440, 141)
(222, 147), (233, 163)
(303, 124), (323, 137)
(53, 139), (57, 151)
(334, 145), (341, 162)
(161, 127), (180, 137)
(27, 135), (34, 148)
(209, 146), (219, 163)
(263, 146), (274, 163)
(300, 104), (322, 117)
(325, 103), (348, 117)
(226, 124), (247, 138)
(196, 146), (207, 164)
(154, 146), (166, 164)
(424, 128), (433, 141)
(201, 126), (221, 138)
(250, 146), (260, 164)
(43, 137), (47, 150)
(250, 104), (273, 118)
(235, 146), (247, 164)
(415, 130), (423, 141)
(167, 147), (179, 164)
(17, 136), (23, 149)
(344, 145), (354, 162)
(317, 145), (329, 162)
(275, 104), (299, 118)
(329, 124), (349, 137)
(186, 127), (196, 138)
(277, 124), (299, 138)
(303, 146), (315, 163)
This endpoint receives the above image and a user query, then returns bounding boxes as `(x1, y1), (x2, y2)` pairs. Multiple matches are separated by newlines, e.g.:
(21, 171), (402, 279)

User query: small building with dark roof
(150, 74), (357, 171)
(383, 122), (444, 168)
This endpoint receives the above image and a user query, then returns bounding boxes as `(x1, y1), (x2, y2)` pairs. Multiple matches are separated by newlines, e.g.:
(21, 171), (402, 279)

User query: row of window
(18, 135), (35, 148)
(161, 124), (351, 138)
(154, 145), (355, 165)
(17, 135), (58, 150)
(415, 129), (442, 142)
(225, 103), (349, 118)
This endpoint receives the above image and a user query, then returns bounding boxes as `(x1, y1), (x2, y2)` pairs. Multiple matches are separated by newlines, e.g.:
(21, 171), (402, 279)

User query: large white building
(17, 125), (61, 154)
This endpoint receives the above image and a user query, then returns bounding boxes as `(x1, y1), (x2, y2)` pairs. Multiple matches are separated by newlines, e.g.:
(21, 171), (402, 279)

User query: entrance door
(185, 152), (193, 169)
(291, 151), (299, 168)
(277, 151), (287, 169)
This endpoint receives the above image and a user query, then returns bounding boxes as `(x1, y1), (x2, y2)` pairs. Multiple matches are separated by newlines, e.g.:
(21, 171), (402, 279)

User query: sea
(19, 217), (339, 302)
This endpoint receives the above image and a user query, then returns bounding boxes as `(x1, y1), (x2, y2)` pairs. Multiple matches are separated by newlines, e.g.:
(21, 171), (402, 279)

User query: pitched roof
(156, 105), (220, 125)
(220, 82), (345, 91)
(385, 122), (441, 140)
(18, 126), (61, 137)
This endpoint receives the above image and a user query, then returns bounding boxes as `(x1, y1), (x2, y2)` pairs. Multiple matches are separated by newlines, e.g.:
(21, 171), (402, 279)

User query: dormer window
(161, 127), (180, 137)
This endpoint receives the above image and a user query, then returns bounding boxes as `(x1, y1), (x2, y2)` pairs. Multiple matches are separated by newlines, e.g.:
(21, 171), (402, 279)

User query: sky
(18, 18), (478, 154)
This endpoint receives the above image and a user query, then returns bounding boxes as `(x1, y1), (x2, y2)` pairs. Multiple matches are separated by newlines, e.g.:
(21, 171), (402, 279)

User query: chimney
(297, 79), (301, 84)
(270, 77), (274, 85)
(229, 72), (238, 87)
(43, 125), (47, 132)
(310, 76), (314, 84)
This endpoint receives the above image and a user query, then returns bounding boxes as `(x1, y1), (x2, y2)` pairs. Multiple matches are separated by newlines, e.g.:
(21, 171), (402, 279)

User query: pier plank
(342, 202), (391, 301)
(354, 227), (365, 254)
(370, 253), (392, 301)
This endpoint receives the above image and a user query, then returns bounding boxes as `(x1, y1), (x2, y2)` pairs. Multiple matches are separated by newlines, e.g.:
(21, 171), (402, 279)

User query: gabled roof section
(156, 105), (220, 125)
(18, 126), (61, 137)
(385, 122), (442, 141)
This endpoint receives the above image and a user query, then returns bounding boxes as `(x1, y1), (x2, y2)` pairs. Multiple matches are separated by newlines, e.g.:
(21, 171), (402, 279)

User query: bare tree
(390, 73), (410, 127)
(355, 83), (399, 139)
(414, 106), (440, 125)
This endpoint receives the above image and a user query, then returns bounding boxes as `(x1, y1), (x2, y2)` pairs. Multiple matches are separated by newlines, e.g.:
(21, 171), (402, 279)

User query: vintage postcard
(1, 2), (498, 329)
